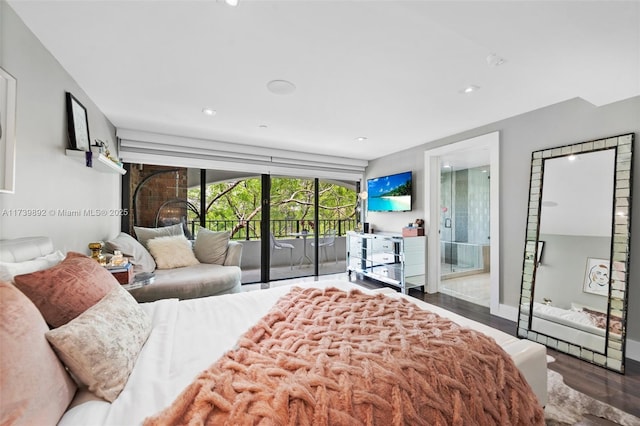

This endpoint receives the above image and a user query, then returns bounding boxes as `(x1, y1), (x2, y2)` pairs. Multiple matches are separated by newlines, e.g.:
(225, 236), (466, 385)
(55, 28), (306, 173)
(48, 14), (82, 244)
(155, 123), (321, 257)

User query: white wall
(0, 2), (121, 252)
(367, 96), (640, 344)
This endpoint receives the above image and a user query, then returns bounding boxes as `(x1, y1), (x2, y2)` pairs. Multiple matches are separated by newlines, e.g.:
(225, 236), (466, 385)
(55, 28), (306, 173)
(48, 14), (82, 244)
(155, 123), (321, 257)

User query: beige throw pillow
(45, 286), (152, 402)
(193, 229), (230, 265)
(133, 223), (184, 249)
(147, 235), (200, 269)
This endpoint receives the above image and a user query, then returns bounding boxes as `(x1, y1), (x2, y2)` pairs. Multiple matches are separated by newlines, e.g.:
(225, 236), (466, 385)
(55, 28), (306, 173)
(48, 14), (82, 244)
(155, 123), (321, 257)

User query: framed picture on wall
(0, 67), (17, 193)
(65, 92), (90, 151)
(582, 257), (610, 296)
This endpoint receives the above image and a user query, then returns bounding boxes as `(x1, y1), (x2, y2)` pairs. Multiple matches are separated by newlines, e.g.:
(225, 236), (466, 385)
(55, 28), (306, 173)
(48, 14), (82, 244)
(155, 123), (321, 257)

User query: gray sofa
(127, 240), (242, 303)
(0, 234), (243, 304)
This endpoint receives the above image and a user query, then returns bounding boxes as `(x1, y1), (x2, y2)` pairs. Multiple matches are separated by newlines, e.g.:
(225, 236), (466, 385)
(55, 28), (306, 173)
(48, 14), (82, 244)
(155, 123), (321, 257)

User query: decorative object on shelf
(94, 139), (121, 166)
(0, 67), (17, 194)
(402, 218), (425, 237)
(65, 92), (90, 151)
(88, 242), (107, 265)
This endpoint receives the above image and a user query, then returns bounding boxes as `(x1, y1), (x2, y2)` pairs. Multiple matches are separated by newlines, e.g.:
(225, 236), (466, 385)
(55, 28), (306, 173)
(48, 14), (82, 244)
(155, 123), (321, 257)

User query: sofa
(103, 224), (243, 302)
(0, 227), (243, 304)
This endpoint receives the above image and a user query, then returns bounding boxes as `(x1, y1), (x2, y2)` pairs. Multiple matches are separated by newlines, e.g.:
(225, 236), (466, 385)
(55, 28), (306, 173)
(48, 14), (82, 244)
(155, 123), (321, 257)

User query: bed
(0, 237), (548, 425)
(524, 302), (622, 353)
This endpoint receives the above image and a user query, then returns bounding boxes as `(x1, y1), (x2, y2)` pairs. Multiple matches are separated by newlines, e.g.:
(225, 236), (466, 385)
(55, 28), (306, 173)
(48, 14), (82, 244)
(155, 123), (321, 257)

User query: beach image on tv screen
(367, 171), (412, 211)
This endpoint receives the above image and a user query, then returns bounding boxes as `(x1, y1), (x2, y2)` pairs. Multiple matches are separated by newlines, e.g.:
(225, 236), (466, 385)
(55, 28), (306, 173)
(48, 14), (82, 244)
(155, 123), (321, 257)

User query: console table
(346, 231), (426, 294)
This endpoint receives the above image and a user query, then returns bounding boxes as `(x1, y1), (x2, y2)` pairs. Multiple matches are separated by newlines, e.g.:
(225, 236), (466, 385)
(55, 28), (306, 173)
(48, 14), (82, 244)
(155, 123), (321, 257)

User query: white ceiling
(8, 0), (640, 161)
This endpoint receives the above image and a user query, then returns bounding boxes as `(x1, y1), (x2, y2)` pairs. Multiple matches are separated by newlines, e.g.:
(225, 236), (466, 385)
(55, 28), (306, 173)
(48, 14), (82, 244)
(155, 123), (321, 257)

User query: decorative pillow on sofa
(104, 232), (156, 273)
(0, 281), (77, 425)
(147, 235), (200, 269)
(133, 223), (184, 249)
(0, 250), (65, 283)
(45, 285), (152, 402)
(13, 252), (120, 328)
(193, 229), (230, 265)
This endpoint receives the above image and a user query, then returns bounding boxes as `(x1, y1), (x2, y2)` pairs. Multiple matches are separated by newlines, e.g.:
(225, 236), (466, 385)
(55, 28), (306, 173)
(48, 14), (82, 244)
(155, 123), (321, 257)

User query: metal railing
(188, 219), (356, 240)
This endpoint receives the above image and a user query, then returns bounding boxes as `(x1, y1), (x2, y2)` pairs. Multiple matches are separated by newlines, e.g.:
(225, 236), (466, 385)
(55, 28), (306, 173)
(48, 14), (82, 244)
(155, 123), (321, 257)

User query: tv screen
(367, 171), (412, 212)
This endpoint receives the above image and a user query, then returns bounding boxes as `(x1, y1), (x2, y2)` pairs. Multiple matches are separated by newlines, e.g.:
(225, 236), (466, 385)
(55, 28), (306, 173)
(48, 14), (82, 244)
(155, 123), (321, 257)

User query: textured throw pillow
(104, 232), (156, 273)
(13, 252), (119, 328)
(133, 223), (184, 250)
(0, 281), (77, 425)
(193, 229), (230, 265)
(0, 250), (65, 283)
(147, 235), (200, 269)
(46, 286), (152, 402)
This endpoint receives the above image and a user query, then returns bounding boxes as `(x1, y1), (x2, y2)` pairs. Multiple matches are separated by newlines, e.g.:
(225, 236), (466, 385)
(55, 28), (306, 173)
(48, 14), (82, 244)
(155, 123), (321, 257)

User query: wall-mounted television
(366, 171), (412, 212)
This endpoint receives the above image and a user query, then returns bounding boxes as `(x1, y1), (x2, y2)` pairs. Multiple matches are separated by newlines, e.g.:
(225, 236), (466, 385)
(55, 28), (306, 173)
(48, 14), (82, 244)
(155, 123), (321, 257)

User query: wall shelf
(65, 149), (126, 175)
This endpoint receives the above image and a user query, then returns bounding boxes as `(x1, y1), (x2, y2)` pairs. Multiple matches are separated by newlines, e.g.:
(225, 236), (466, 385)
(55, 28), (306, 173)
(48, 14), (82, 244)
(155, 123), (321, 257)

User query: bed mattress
(58, 280), (547, 425)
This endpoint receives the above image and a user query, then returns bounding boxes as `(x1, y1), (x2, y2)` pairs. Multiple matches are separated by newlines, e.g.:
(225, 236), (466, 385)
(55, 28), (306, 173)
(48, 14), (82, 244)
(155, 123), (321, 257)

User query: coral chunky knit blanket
(145, 287), (543, 425)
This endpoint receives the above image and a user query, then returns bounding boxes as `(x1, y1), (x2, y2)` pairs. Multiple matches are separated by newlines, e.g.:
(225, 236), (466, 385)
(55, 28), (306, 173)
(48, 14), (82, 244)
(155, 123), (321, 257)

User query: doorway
(424, 132), (500, 315)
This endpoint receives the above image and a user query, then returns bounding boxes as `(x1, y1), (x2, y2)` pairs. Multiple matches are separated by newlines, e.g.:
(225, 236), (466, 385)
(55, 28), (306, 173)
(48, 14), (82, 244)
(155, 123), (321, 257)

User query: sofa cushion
(0, 250), (65, 283)
(13, 252), (119, 327)
(194, 229), (230, 265)
(46, 285), (152, 402)
(128, 263), (241, 303)
(148, 235), (200, 270)
(104, 232), (156, 273)
(133, 223), (184, 250)
(0, 281), (77, 425)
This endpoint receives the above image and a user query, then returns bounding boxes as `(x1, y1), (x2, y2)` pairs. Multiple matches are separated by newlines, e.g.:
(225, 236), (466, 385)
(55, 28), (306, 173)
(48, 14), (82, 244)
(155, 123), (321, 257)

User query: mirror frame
(517, 133), (634, 373)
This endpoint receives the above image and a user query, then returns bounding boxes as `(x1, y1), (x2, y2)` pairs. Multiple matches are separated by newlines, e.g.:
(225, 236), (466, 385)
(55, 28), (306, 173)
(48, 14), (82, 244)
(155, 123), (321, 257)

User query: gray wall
(367, 96), (640, 343)
(535, 234), (610, 311)
(0, 2), (122, 252)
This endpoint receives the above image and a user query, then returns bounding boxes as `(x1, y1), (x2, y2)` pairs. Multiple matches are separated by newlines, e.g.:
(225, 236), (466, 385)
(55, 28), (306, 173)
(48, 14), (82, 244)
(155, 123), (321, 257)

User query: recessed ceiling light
(486, 53), (506, 67)
(355, 136), (368, 142)
(202, 108), (216, 116)
(224, 0), (239, 6)
(568, 154), (577, 161)
(267, 80), (296, 95)
(443, 163), (451, 169)
(460, 85), (480, 94)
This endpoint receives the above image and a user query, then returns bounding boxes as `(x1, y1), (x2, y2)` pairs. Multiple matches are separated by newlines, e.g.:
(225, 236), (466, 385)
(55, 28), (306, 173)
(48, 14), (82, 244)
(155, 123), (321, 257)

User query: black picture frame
(65, 92), (90, 151)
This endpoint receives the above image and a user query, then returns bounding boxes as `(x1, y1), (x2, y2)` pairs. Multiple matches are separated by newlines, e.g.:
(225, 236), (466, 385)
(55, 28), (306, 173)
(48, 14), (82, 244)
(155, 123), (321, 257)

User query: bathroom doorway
(424, 132), (500, 315)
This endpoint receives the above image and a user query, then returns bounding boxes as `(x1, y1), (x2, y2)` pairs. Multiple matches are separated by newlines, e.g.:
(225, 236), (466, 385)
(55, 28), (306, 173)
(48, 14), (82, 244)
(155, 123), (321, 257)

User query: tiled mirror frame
(517, 133), (634, 373)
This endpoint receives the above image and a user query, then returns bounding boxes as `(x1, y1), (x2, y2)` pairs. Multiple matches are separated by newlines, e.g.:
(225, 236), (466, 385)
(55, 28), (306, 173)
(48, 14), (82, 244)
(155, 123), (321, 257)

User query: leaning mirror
(517, 133), (634, 373)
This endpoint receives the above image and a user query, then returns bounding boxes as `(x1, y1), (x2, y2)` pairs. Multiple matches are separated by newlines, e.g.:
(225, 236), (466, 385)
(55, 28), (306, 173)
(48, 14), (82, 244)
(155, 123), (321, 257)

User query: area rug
(544, 369), (640, 425)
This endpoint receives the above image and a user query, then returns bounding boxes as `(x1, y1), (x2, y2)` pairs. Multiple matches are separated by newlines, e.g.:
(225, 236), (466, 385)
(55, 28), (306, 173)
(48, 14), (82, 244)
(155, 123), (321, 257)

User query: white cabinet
(347, 231), (425, 294)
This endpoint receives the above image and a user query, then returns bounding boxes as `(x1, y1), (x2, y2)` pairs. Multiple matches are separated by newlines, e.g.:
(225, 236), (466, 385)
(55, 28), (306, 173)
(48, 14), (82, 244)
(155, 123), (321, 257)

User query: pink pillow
(0, 281), (77, 425)
(14, 252), (119, 328)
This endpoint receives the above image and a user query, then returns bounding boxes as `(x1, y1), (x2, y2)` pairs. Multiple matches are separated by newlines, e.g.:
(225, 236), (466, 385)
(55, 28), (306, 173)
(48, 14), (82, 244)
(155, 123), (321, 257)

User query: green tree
(187, 176), (357, 239)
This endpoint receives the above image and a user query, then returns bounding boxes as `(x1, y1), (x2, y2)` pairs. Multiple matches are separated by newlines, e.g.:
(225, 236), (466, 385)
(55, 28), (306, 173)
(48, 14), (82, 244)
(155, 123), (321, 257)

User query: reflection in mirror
(517, 134), (634, 373)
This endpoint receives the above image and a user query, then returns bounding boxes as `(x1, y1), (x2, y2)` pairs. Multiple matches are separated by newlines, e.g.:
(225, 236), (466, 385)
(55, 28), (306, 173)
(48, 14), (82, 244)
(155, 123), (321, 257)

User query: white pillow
(0, 251), (65, 283)
(147, 235), (200, 269)
(193, 229), (230, 265)
(45, 286), (152, 402)
(104, 232), (156, 273)
(133, 223), (184, 249)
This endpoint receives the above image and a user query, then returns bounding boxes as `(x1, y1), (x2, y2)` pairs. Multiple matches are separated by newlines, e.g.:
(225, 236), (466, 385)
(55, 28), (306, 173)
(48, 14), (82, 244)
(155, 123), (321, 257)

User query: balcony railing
(188, 219), (357, 240)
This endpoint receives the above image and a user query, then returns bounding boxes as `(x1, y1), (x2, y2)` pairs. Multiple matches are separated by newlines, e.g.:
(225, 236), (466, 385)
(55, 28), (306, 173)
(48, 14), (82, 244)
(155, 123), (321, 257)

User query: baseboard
(494, 303), (519, 322)
(626, 338), (640, 362)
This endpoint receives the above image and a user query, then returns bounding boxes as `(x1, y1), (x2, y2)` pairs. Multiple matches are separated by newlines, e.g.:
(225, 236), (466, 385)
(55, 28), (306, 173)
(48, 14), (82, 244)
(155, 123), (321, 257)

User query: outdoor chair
(269, 232), (294, 270)
(311, 229), (337, 263)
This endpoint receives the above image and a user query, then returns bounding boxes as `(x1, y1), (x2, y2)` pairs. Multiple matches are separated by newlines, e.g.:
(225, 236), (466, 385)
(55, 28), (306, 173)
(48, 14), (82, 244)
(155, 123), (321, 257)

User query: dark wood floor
(353, 276), (640, 418)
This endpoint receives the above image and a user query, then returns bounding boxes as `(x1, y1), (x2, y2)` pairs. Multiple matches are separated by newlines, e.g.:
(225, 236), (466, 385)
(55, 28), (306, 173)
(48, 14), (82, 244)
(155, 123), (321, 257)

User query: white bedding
(59, 280), (547, 425)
